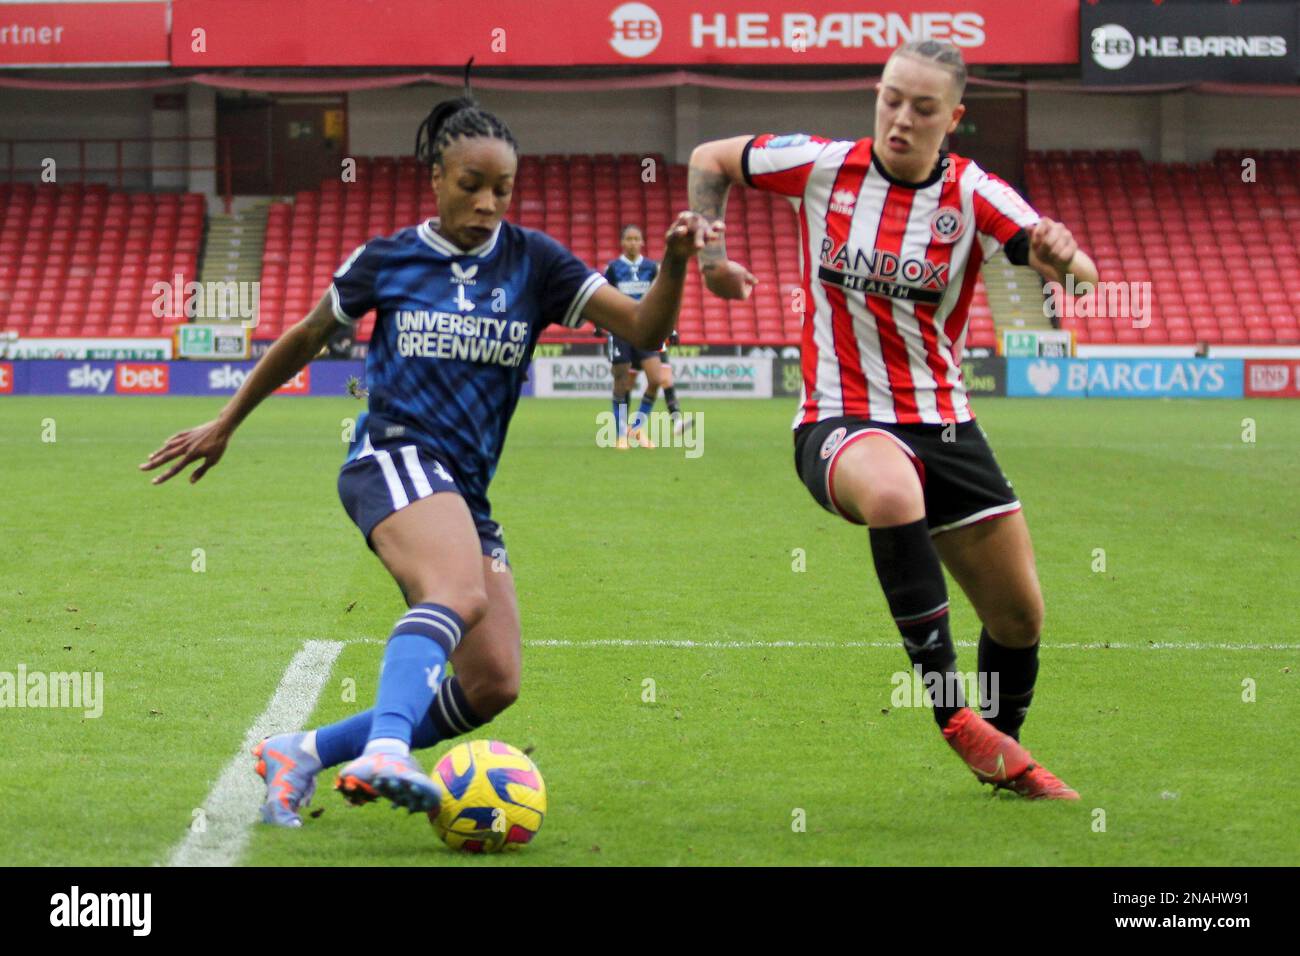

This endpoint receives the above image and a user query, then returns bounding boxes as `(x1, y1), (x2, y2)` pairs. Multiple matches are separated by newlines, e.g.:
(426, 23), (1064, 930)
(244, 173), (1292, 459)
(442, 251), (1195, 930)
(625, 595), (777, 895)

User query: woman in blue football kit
(140, 97), (720, 825)
(603, 224), (687, 447)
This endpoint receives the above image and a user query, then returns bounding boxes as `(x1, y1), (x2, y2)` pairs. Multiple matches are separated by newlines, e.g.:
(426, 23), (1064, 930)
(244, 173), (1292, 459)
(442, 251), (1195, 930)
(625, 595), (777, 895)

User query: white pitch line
(166, 639), (344, 868)
(352, 637), (1296, 651)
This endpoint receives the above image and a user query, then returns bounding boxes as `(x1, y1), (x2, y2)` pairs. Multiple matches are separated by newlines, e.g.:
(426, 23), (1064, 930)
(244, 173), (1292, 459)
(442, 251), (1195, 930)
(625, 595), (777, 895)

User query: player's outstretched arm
(1028, 217), (1099, 288)
(582, 211), (720, 351)
(138, 293), (340, 485)
(689, 137), (758, 301)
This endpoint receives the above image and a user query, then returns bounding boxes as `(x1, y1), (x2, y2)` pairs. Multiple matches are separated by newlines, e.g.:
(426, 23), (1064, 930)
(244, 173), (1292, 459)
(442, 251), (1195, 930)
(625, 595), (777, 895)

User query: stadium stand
(1030, 148), (1300, 345)
(9, 149), (1297, 348)
(0, 182), (203, 339)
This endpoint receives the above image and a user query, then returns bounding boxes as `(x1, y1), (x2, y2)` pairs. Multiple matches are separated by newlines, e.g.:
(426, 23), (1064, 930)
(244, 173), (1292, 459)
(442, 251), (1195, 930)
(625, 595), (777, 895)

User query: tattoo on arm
(688, 165), (730, 269)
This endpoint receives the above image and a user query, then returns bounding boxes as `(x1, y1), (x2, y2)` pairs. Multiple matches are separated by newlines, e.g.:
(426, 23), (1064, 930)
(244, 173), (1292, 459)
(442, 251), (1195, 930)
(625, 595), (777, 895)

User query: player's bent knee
(988, 599), (1044, 648)
(833, 441), (924, 526)
(407, 583), (489, 630)
(866, 485), (924, 526)
(454, 586), (490, 629)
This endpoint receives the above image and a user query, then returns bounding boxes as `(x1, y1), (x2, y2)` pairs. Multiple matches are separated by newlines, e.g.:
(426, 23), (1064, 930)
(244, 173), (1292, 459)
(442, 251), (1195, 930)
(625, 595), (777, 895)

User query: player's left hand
(663, 211), (723, 260)
(1029, 217), (1078, 274)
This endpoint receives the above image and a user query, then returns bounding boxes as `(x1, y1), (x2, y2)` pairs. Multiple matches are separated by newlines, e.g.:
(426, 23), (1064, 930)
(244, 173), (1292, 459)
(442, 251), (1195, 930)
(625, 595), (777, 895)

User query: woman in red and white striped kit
(688, 39), (1098, 799)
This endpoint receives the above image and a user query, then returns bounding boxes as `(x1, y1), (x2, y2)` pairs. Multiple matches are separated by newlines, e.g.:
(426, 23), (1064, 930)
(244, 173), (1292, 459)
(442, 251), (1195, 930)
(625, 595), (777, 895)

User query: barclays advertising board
(1007, 358), (1244, 398)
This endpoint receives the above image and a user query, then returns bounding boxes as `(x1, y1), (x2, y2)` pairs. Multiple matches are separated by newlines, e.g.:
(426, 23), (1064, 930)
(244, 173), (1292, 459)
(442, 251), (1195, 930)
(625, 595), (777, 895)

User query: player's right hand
(702, 259), (758, 301)
(139, 419), (231, 485)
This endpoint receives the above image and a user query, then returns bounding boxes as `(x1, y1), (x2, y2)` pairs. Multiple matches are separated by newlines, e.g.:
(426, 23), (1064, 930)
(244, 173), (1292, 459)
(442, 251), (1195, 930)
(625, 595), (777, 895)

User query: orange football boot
(942, 707), (1078, 800)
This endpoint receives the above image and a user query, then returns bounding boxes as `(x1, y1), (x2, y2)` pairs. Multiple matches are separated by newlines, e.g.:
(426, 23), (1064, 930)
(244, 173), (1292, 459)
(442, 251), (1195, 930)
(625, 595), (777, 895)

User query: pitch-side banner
(531, 355), (772, 398)
(1007, 358), (1244, 399)
(0, 2), (169, 68)
(1081, 0), (1299, 85)
(170, 0), (1078, 67)
(1244, 359), (1300, 398)
(2, 337), (172, 360)
(1, 360), (365, 396)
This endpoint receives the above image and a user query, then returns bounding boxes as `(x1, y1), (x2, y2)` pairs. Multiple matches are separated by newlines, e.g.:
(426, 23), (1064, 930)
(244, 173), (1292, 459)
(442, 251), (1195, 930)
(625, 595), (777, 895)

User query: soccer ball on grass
(429, 739), (546, 852)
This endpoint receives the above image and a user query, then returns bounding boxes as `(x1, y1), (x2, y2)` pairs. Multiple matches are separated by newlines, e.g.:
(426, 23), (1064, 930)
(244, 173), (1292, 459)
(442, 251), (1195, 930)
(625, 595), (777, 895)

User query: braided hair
(891, 39), (967, 100)
(415, 96), (519, 169)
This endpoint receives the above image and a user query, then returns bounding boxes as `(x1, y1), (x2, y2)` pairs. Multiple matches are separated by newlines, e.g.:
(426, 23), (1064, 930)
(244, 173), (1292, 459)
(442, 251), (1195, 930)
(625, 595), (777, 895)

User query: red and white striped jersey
(743, 133), (1040, 426)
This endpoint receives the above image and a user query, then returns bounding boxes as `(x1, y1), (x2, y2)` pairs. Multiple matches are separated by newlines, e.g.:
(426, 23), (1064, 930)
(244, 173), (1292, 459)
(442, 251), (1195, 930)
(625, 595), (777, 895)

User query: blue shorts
(608, 334), (666, 370)
(337, 438), (507, 563)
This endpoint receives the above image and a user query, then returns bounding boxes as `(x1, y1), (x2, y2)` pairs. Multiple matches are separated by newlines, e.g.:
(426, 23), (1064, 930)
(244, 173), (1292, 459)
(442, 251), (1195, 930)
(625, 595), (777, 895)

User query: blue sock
(316, 707), (437, 767)
(367, 603), (463, 748)
(314, 675), (486, 767)
(634, 395), (655, 429)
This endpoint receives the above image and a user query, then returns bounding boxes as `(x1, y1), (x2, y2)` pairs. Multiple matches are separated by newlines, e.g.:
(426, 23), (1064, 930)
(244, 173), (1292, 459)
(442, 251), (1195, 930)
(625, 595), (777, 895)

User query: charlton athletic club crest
(929, 206), (963, 244)
(819, 426), (848, 460)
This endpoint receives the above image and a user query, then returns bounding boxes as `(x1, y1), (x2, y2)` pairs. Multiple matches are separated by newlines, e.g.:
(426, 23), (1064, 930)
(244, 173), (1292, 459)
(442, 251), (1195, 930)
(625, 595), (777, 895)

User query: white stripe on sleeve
(562, 272), (608, 328)
(329, 284), (359, 326)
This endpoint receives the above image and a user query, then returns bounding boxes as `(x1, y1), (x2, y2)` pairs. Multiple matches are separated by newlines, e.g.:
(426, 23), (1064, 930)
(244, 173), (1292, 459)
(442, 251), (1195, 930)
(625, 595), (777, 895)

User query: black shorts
(793, 417), (1021, 534)
(608, 334), (666, 370)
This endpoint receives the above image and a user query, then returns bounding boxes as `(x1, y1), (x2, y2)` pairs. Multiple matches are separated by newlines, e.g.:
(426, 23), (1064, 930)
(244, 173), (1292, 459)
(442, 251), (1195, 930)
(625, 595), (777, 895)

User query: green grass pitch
(1, 394), (1296, 866)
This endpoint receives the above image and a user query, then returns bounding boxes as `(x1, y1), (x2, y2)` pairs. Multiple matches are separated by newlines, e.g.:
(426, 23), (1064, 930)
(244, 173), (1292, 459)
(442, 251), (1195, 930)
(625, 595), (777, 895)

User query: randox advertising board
(531, 355), (772, 398)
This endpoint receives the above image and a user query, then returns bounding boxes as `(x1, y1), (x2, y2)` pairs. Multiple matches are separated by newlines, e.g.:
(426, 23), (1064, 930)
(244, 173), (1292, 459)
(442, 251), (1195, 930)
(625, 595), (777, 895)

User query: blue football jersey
(331, 218), (605, 503)
(603, 255), (658, 301)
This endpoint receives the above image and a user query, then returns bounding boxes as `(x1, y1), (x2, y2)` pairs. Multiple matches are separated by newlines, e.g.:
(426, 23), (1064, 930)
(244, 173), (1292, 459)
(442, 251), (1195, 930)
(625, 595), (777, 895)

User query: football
(429, 740), (547, 852)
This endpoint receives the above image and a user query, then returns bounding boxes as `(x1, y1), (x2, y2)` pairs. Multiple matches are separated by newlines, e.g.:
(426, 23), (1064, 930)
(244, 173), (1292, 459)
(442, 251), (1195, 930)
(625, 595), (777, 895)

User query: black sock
(978, 627), (1038, 740)
(664, 386), (680, 416)
(613, 391), (629, 435)
(869, 518), (964, 728)
(427, 675), (489, 740)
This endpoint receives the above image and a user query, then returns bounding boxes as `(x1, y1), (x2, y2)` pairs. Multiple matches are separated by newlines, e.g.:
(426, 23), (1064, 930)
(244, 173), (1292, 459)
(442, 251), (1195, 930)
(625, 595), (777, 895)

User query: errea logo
(830, 189), (857, 215)
(610, 2), (662, 58)
(0, 362), (12, 394)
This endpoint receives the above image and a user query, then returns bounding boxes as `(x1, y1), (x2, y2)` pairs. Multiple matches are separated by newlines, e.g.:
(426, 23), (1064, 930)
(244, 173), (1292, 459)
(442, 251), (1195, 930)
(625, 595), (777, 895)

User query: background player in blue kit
(140, 96), (721, 824)
(604, 224), (687, 447)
